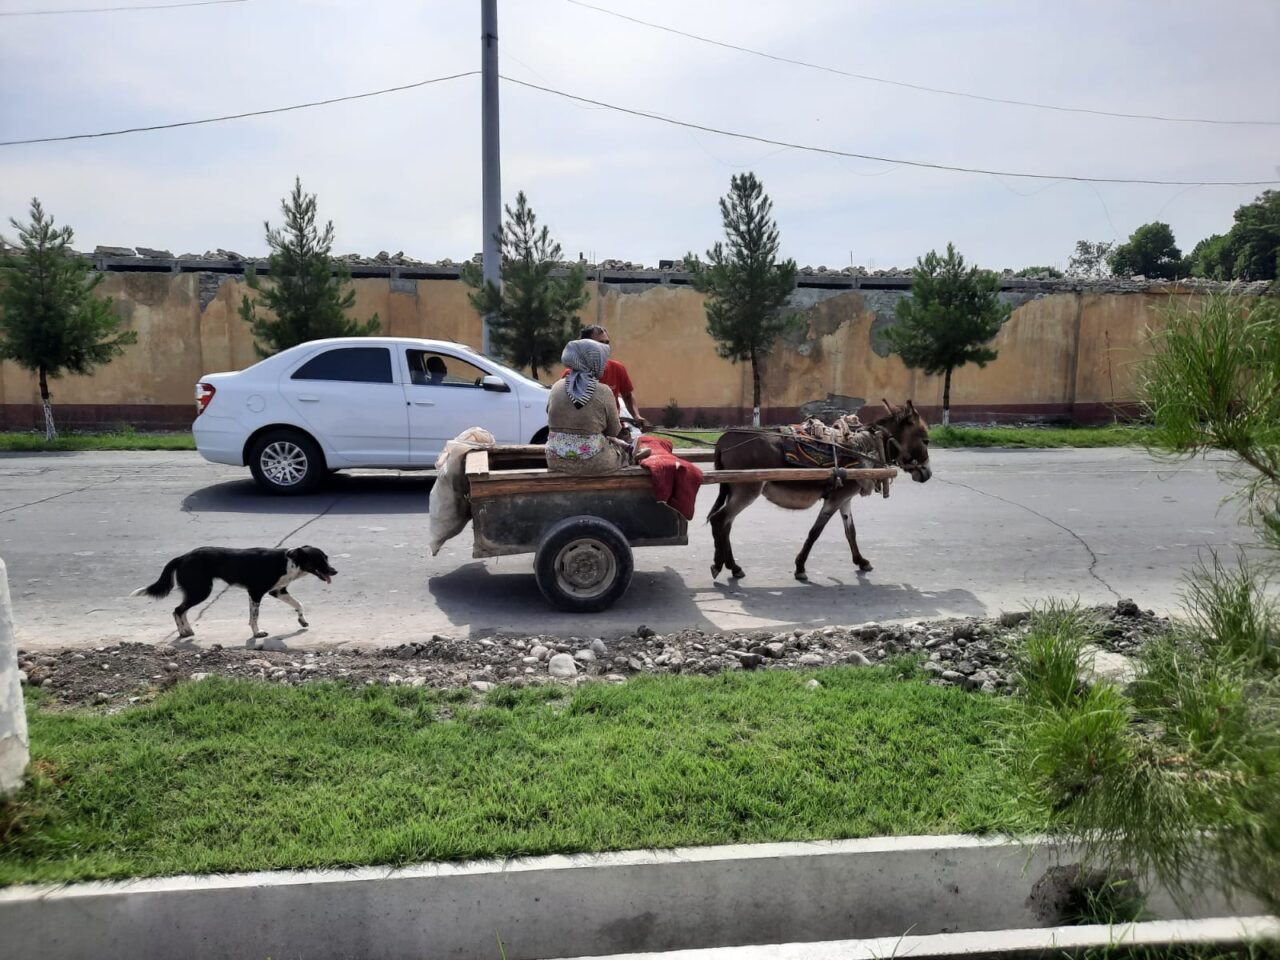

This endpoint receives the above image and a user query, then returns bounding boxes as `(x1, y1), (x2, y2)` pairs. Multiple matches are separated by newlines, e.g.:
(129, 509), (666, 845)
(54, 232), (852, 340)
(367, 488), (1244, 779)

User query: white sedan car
(193, 337), (551, 493)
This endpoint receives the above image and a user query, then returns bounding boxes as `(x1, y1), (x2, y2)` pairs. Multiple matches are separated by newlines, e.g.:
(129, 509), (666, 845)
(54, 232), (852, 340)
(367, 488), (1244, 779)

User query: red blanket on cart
(637, 436), (704, 522)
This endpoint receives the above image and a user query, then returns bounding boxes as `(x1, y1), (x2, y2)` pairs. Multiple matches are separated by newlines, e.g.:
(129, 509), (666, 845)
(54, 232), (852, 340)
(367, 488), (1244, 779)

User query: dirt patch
(16, 601), (1172, 710)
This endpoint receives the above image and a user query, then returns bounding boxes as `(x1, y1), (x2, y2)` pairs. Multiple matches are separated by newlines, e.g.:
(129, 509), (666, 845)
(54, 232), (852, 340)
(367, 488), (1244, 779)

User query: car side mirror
(481, 375), (510, 393)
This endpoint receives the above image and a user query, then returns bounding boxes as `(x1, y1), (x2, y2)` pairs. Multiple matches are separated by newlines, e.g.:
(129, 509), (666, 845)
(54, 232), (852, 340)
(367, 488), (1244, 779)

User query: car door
(401, 347), (524, 464)
(280, 345), (409, 466)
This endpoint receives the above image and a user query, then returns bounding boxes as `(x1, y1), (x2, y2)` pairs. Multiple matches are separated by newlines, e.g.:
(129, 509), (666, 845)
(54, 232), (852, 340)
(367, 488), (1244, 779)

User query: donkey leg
(839, 498), (873, 572)
(711, 483), (761, 580)
(794, 497), (845, 582)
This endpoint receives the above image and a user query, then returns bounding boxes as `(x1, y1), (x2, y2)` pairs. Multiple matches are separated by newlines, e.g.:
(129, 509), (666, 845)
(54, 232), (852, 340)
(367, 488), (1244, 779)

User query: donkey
(708, 400), (932, 582)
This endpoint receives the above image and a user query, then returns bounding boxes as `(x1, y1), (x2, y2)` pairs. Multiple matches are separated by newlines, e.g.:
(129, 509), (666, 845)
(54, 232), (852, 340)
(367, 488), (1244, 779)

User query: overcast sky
(2, 0), (1278, 271)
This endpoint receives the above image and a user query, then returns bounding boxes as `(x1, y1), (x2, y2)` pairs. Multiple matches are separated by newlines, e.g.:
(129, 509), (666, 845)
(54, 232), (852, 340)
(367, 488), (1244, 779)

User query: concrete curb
(558, 917), (1280, 959)
(1, 835), (1269, 960)
(0, 556), (29, 796)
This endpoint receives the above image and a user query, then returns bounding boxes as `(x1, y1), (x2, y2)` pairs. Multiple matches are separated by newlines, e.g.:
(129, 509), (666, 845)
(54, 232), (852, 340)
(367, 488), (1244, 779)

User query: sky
(2, 0), (1279, 272)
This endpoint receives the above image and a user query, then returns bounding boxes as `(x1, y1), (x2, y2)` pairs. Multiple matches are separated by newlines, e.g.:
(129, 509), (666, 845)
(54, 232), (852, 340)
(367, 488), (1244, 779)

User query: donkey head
(878, 399), (932, 483)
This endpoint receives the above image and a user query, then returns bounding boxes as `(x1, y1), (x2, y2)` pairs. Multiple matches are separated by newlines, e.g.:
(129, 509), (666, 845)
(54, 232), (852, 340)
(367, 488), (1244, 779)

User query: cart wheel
(534, 516), (634, 613)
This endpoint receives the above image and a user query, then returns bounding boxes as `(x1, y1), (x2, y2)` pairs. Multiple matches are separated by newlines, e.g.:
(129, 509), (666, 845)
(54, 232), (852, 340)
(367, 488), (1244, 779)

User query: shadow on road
(181, 473), (436, 516)
(426, 559), (987, 636)
(708, 575), (988, 624)
(426, 562), (724, 636)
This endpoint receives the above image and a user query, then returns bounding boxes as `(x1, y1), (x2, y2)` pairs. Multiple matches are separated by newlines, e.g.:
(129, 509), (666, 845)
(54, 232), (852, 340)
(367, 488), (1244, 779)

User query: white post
(0, 558), (30, 797)
(480, 0), (502, 357)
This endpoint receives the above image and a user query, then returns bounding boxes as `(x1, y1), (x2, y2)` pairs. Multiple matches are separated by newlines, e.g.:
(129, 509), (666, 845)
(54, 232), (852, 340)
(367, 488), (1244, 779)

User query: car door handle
(296, 394), (319, 402)
(413, 399), (435, 407)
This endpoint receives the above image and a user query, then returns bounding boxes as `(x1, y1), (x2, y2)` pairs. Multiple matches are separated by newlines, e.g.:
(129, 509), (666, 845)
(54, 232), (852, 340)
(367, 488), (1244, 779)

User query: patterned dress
(545, 380), (629, 475)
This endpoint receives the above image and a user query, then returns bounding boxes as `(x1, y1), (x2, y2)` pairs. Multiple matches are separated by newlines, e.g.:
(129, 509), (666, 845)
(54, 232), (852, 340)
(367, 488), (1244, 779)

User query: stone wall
(0, 259), (1260, 431)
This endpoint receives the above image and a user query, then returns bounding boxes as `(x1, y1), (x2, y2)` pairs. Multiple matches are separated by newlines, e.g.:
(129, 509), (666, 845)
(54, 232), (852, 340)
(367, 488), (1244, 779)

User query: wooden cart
(463, 445), (897, 612)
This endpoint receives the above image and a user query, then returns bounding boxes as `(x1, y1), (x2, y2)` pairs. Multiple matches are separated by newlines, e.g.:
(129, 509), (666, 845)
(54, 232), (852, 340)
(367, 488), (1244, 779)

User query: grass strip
(928, 424), (1150, 448)
(1, 668), (1011, 885)
(0, 430), (194, 452)
(0, 424), (1146, 453)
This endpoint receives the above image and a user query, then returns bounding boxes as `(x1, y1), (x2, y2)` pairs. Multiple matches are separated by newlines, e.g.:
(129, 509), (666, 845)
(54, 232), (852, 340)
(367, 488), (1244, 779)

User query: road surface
(0, 448), (1258, 651)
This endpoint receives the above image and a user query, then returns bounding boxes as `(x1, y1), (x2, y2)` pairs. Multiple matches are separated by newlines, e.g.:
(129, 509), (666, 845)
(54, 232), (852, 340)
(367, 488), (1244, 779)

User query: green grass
(655, 424), (1150, 450)
(661, 429), (724, 448)
(0, 429), (194, 451)
(929, 423), (1150, 448)
(1, 669), (1013, 885)
(0, 424), (1146, 454)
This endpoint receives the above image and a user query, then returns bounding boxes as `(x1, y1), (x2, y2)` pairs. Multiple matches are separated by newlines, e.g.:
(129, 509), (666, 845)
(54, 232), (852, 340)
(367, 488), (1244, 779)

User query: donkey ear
(881, 398), (897, 416)
(905, 399), (918, 419)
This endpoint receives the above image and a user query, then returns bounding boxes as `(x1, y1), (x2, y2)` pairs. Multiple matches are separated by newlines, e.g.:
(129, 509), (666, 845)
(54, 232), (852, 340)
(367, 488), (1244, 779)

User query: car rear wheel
(248, 429), (326, 495)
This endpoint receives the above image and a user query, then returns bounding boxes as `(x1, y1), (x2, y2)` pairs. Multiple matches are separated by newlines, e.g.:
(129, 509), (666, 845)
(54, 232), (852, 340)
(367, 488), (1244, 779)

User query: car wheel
(530, 426), (549, 445)
(534, 516), (634, 613)
(248, 429), (326, 495)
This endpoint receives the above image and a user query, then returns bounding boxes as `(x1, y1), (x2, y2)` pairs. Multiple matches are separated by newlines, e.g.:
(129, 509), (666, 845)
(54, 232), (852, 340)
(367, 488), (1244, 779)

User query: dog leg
(173, 608), (195, 638)
(248, 595), (268, 640)
(272, 589), (308, 628)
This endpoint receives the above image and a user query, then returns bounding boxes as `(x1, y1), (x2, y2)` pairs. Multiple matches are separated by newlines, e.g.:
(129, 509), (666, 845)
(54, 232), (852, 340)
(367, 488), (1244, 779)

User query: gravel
(15, 601), (1173, 710)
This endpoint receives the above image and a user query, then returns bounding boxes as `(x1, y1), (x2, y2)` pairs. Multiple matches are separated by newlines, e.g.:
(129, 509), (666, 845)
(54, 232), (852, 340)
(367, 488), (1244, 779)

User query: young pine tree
(883, 243), (1011, 426)
(461, 192), (587, 379)
(686, 172), (798, 427)
(0, 199), (137, 441)
(239, 178), (378, 357)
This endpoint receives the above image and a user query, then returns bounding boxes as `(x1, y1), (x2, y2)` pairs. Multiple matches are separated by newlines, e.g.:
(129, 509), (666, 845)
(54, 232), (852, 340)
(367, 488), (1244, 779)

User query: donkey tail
(132, 557), (180, 599)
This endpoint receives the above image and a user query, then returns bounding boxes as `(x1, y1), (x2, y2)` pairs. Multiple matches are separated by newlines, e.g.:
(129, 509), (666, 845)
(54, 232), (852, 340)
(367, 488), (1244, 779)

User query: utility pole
(480, 0), (501, 356)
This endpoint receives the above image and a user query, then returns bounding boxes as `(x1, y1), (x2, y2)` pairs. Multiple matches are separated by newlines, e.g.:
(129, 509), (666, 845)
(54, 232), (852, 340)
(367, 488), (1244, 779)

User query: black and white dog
(132, 546), (337, 640)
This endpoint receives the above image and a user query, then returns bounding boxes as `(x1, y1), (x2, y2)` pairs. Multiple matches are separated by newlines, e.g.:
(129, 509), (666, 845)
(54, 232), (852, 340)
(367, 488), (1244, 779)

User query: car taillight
(195, 382), (216, 415)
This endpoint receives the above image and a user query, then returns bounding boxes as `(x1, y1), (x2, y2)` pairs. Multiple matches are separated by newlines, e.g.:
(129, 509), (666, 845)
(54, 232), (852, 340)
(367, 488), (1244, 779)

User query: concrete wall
(0, 268), (1207, 431)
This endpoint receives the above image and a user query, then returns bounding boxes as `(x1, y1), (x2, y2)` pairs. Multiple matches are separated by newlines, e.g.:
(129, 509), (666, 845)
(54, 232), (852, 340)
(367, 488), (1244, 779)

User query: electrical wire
(0, 0), (247, 16)
(563, 0), (1280, 127)
(500, 76), (1280, 186)
(0, 71), (478, 146)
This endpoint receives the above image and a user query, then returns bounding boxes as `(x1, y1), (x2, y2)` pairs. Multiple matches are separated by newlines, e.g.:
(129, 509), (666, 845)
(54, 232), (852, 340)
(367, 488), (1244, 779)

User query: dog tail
(132, 557), (180, 599)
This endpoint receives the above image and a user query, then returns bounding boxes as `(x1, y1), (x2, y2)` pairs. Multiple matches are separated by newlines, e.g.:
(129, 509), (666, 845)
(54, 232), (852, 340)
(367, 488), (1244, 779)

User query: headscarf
(562, 338), (610, 408)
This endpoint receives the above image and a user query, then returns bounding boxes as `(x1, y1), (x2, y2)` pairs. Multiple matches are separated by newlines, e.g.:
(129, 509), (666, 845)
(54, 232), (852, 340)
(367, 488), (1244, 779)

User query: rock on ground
(15, 601), (1172, 709)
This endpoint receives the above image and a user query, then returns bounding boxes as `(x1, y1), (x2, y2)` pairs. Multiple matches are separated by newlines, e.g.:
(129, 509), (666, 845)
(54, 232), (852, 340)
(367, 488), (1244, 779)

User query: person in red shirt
(562, 325), (646, 430)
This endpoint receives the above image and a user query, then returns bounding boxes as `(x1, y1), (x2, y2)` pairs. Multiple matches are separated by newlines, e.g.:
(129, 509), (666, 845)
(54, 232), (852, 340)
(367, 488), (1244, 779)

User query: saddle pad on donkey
(637, 436), (704, 521)
(780, 432), (840, 469)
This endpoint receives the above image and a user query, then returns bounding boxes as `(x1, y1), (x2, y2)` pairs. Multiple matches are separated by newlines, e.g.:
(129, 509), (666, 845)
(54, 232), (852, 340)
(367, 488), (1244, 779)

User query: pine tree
(461, 192), (587, 379)
(239, 178), (378, 357)
(0, 199), (137, 440)
(883, 243), (1011, 426)
(685, 172), (798, 427)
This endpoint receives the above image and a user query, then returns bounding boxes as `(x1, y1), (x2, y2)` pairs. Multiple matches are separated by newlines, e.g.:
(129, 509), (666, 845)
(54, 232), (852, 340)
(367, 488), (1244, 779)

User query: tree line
(3, 180), (1277, 438)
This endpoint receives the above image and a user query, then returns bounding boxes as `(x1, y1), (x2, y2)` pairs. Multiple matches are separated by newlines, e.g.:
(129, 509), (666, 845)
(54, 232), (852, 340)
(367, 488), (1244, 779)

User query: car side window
(292, 347), (393, 384)
(406, 350), (490, 388)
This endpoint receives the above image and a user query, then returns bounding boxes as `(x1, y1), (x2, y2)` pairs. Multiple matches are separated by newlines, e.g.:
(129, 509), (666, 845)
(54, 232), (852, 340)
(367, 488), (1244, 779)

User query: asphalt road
(0, 448), (1260, 652)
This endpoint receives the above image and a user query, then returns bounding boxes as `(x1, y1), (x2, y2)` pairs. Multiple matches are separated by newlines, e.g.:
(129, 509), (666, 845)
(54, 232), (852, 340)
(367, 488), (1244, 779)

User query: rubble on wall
(20, 245), (1262, 296)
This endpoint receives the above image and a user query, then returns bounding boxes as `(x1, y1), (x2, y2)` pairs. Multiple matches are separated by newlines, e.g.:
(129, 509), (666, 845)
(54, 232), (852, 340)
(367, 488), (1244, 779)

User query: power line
(563, 0), (1280, 128)
(0, 0), (247, 16)
(5, 68), (1278, 187)
(0, 71), (478, 146)
(501, 75), (1280, 187)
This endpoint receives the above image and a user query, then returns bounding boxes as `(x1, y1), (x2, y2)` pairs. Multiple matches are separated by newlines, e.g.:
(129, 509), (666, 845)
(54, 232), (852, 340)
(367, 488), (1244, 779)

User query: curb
(1, 835), (1270, 960)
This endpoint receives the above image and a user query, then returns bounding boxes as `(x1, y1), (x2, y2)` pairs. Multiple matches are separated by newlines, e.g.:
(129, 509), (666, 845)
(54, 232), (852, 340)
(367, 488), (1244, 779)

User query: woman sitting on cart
(545, 339), (649, 475)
